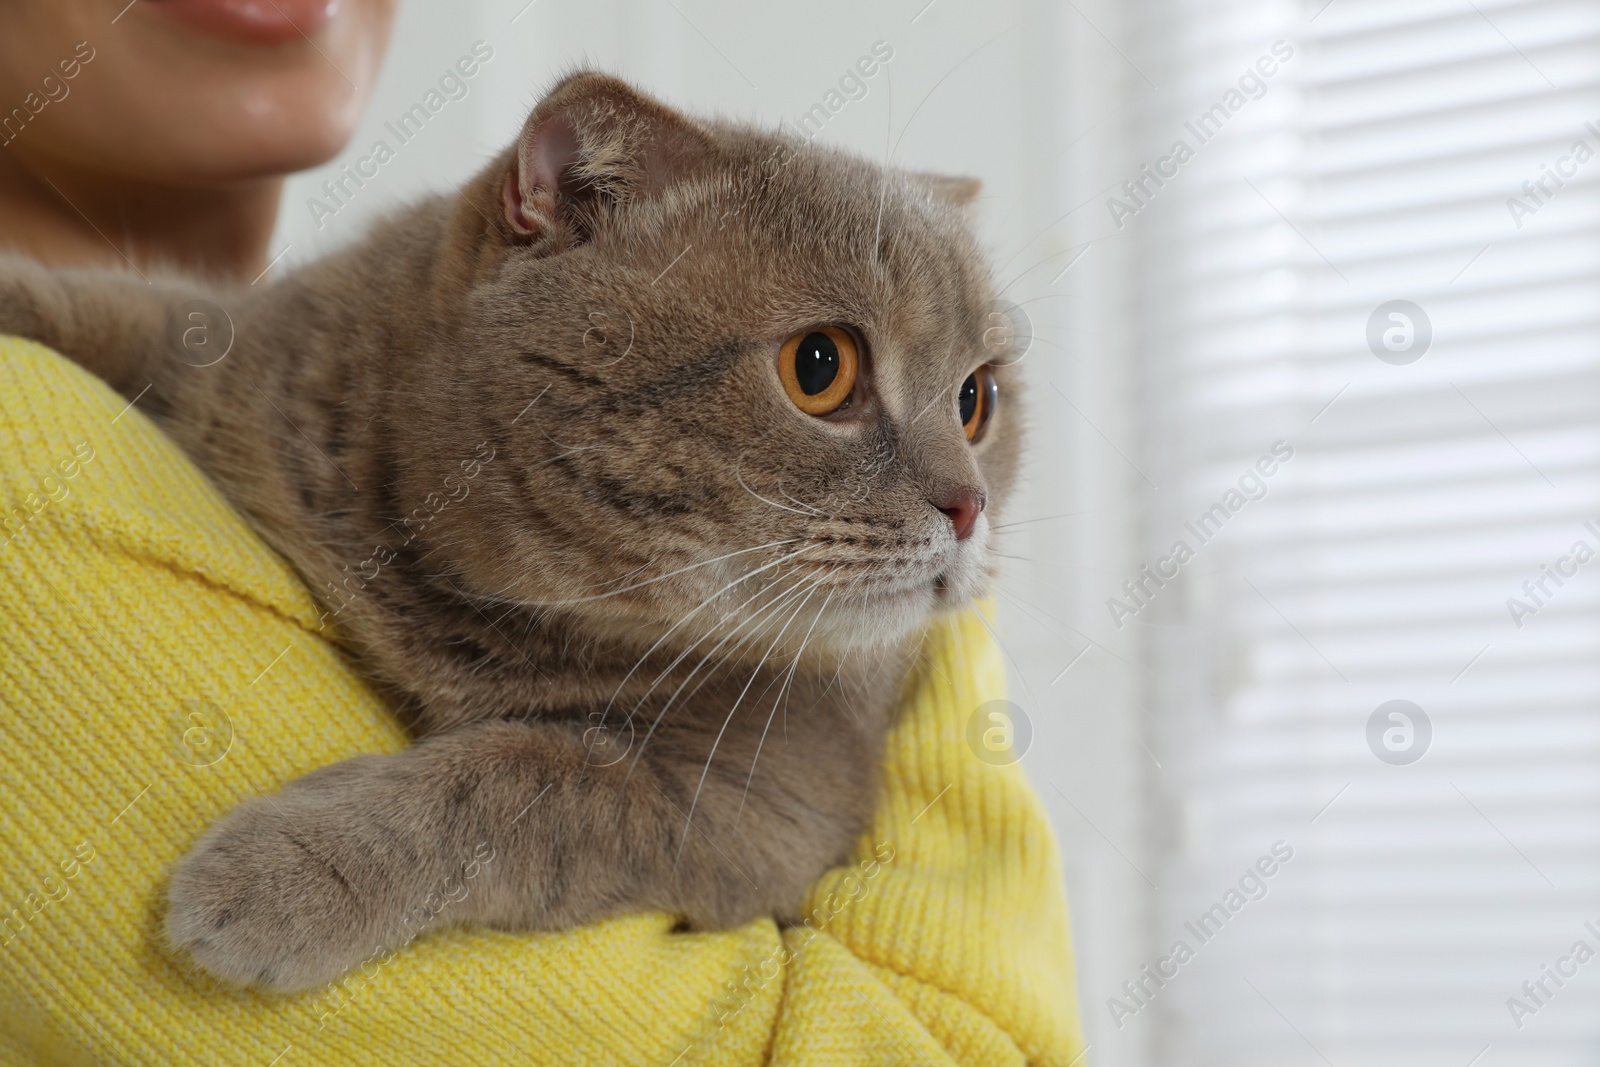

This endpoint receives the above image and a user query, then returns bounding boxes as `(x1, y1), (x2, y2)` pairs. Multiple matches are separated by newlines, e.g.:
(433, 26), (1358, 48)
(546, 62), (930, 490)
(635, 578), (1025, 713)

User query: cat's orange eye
(779, 327), (859, 416)
(959, 365), (997, 442)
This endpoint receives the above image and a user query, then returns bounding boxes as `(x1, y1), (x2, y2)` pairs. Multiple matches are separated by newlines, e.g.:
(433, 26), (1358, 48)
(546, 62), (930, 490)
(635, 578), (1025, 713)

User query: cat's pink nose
(936, 489), (985, 542)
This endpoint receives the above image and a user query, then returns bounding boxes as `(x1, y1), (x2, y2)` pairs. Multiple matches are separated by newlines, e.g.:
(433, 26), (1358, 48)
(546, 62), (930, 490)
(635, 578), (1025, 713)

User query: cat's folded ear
(909, 172), (983, 208)
(501, 71), (713, 246)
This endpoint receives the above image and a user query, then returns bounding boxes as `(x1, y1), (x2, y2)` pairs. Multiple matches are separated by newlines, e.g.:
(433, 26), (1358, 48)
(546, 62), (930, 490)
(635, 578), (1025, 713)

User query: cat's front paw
(165, 794), (383, 993)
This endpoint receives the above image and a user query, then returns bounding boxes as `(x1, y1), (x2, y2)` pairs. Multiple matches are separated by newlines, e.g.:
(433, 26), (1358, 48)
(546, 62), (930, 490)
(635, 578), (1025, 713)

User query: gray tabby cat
(0, 72), (1020, 992)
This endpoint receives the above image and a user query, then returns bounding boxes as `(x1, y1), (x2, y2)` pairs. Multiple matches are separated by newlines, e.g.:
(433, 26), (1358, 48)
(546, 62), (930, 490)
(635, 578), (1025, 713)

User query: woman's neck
(0, 148), (282, 283)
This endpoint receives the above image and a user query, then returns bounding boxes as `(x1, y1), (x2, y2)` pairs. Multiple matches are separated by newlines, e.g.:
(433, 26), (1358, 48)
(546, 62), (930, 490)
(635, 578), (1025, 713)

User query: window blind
(1126, 0), (1600, 1062)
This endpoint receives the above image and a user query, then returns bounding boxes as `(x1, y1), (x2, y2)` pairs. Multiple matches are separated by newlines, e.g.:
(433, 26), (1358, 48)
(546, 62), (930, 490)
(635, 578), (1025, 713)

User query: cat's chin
(813, 578), (980, 653)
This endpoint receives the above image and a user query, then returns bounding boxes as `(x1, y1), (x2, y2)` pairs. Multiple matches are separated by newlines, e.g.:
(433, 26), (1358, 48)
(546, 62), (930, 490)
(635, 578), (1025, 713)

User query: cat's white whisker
(499, 537), (807, 608)
(730, 434), (836, 519)
(990, 511), (1088, 531)
(736, 583), (835, 826)
(604, 560), (812, 744)
(736, 469), (822, 518)
(623, 568), (823, 775)
(777, 486), (827, 516)
(671, 575), (824, 866)
(534, 424), (606, 454)
(630, 564), (820, 721)
(907, 377), (957, 429)
(663, 571), (834, 718)
(595, 542), (823, 724)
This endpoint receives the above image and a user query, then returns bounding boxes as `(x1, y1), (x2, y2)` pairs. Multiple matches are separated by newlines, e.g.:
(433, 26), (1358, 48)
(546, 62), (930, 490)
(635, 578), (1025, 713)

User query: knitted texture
(0, 337), (1085, 1066)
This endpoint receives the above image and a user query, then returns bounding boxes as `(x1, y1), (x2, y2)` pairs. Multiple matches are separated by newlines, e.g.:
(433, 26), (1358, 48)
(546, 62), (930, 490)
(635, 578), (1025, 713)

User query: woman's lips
(140, 0), (339, 45)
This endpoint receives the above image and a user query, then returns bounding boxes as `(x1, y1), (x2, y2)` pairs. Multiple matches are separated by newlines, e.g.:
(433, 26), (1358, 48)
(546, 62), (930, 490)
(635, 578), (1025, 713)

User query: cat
(0, 71), (1021, 992)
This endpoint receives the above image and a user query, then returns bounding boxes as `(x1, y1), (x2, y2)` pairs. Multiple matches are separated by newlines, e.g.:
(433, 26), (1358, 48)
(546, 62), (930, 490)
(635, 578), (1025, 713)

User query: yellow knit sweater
(0, 337), (1084, 1066)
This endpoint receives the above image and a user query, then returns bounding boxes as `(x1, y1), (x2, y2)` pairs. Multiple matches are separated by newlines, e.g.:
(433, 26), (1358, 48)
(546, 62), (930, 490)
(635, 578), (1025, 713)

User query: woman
(0, 0), (392, 278)
(0, 3), (1083, 1063)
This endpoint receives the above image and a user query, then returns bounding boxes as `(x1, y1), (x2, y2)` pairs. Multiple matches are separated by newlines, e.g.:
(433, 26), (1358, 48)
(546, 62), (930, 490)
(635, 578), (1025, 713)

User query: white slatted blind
(1127, 0), (1600, 1062)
